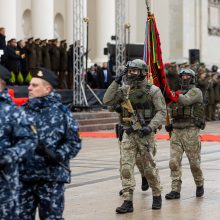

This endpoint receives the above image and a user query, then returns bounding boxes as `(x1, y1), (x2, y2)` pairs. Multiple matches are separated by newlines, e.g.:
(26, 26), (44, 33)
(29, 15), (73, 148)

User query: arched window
(54, 13), (64, 40)
(22, 9), (32, 38)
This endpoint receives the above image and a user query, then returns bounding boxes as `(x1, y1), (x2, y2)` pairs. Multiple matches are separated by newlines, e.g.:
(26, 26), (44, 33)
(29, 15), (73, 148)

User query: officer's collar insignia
(37, 71), (43, 77)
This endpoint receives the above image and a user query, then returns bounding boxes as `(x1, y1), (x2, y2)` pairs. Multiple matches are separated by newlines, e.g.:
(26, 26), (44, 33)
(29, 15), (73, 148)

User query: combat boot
(141, 176), (149, 191)
(116, 200), (133, 214)
(119, 189), (123, 196)
(165, 191), (180, 200)
(152, 195), (162, 209)
(196, 185), (204, 197)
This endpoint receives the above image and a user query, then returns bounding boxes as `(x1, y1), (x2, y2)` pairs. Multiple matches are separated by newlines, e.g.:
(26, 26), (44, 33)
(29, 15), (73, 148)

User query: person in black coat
(97, 62), (112, 89)
(0, 27), (7, 65)
(6, 38), (20, 76)
(17, 40), (28, 80)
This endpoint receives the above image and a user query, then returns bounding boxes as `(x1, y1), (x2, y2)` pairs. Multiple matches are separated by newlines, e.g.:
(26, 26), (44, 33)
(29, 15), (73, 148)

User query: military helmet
(179, 68), (196, 84)
(125, 59), (148, 82)
(126, 59), (148, 71)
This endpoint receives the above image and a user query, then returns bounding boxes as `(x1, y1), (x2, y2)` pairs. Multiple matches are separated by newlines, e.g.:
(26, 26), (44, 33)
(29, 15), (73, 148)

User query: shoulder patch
(189, 89), (197, 96)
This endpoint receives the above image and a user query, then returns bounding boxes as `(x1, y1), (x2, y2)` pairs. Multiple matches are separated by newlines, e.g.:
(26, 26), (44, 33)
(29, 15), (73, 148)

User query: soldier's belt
(173, 118), (195, 123)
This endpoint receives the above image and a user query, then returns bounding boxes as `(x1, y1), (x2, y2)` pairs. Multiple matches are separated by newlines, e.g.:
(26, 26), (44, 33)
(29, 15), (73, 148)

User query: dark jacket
(26, 43), (37, 70)
(5, 45), (20, 74)
(0, 90), (37, 203)
(50, 45), (60, 71)
(42, 45), (51, 69)
(20, 92), (81, 183)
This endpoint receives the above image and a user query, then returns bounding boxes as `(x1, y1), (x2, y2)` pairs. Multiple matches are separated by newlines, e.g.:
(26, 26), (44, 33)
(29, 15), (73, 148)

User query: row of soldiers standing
(0, 31), (74, 88)
(165, 62), (220, 121)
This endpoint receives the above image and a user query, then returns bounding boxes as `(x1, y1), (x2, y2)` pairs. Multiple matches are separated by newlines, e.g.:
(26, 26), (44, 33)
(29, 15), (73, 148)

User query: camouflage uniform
(0, 89), (37, 220)
(103, 79), (166, 200)
(118, 143), (148, 193)
(168, 87), (205, 193)
(19, 92), (81, 220)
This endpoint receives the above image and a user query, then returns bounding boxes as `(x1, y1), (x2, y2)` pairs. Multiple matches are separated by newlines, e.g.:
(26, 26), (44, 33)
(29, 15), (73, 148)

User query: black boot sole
(152, 205), (161, 210)
(196, 192), (204, 197)
(116, 208), (133, 214)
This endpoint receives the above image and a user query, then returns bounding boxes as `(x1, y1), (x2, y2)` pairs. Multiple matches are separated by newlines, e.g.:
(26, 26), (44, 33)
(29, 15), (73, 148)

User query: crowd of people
(86, 62), (113, 89)
(0, 27), (74, 89)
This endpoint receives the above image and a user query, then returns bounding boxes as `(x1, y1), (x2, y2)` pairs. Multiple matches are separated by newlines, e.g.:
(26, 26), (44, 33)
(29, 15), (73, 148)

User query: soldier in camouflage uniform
(19, 67), (82, 220)
(0, 64), (37, 220)
(103, 59), (166, 213)
(165, 68), (205, 200)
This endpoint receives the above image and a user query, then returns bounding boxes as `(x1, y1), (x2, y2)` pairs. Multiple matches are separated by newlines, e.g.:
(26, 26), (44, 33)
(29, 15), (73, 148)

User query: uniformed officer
(165, 68), (205, 199)
(19, 67), (82, 220)
(0, 64), (37, 220)
(103, 59), (166, 213)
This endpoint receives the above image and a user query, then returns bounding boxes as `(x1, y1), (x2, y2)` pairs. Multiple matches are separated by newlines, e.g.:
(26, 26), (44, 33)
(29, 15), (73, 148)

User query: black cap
(32, 67), (58, 88)
(0, 64), (11, 83)
(60, 40), (66, 44)
(27, 37), (33, 41)
(35, 38), (41, 42)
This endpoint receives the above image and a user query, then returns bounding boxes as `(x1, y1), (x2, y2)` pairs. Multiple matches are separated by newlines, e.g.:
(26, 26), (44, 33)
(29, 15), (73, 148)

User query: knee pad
(169, 159), (179, 171)
(121, 166), (132, 179)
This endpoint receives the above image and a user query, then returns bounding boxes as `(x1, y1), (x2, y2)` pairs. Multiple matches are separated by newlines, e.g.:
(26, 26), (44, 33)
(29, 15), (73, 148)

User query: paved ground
(64, 122), (220, 220)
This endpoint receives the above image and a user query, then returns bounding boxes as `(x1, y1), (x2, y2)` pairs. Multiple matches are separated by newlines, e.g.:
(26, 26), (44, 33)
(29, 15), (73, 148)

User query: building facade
(0, 0), (219, 65)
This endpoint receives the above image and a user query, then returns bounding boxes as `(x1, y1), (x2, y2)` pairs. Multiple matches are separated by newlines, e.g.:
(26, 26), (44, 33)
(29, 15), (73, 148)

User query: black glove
(0, 162), (6, 170)
(36, 145), (62, 166)
(139, 126), (152, 137)
(0, 157), (9, 171)
(114, 104), (123, 113)
(115, 68), (127, 84)
(165, 124), (173, 132)
(44, 151), (63, 166)
(35, 145), (45, 156)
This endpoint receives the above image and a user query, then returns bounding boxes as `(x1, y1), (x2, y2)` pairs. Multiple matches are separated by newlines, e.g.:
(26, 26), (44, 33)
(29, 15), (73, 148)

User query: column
(92, 0), (115, 64)
(32, 0), (54, 39)
(66, 0), (73, 45)
(0, 0), (16, 39)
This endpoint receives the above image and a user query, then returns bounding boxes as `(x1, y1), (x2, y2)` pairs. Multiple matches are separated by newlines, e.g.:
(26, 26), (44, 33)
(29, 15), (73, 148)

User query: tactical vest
(170, 102), (205, 129)
(120, 85), (155, 126)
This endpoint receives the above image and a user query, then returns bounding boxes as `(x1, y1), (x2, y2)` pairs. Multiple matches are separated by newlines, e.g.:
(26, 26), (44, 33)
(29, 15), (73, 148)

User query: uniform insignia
(31, 125), (37, 134)
(37, 71), (43, 77)
(190, 90), (197, 96)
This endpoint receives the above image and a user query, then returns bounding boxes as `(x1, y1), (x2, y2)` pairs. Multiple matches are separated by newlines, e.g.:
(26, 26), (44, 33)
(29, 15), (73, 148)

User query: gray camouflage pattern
(0, 89), (37, 219)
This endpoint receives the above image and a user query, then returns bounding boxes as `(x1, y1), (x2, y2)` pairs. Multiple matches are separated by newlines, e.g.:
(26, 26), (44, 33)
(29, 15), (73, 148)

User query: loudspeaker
(189, 49), (200, 64)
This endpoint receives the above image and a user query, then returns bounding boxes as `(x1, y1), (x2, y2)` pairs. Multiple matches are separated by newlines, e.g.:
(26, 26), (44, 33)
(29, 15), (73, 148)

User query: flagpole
(145, 0), (151, 16)
(145, 0), (153, 84)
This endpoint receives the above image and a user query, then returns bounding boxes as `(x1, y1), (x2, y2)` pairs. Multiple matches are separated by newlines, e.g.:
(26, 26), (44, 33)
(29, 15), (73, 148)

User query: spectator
(97, 62), (112, 89)
(17, 40), (28, 80)
(6, 38), (20, 77)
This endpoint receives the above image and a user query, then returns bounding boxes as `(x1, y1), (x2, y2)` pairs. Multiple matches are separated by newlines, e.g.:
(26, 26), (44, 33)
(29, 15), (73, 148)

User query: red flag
(144, 15), (179, 103)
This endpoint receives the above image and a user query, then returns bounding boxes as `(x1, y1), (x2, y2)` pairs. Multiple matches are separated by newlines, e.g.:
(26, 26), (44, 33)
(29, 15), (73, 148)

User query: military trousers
(19, 181), (65, 220)
(120, 132), (162, 200)
(169, 127), (204, 193)
(119, 142), (145, 181)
